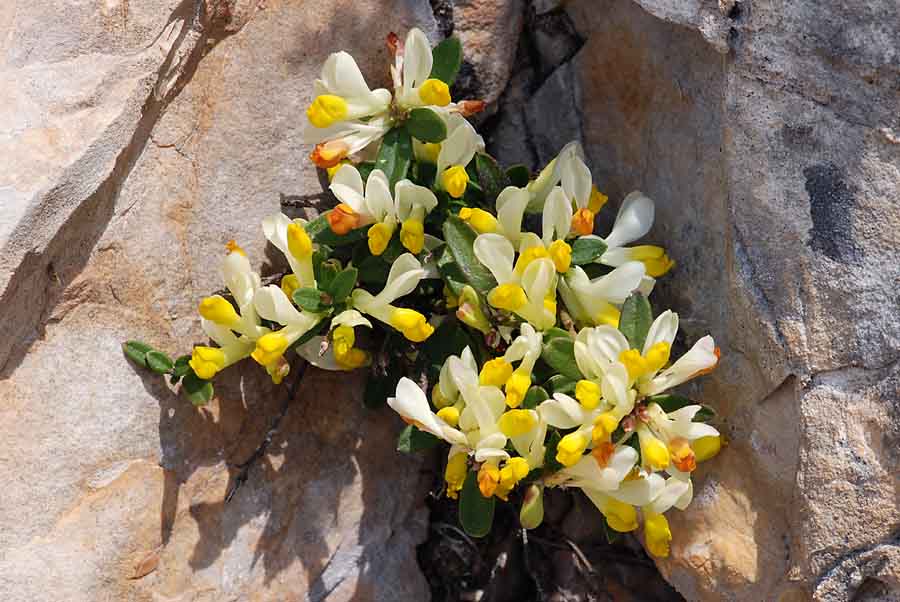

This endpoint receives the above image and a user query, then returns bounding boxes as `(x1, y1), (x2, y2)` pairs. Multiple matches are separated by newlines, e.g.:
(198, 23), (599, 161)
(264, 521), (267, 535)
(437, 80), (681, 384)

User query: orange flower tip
(310, 141), (349, 168)
(458, 100), (487, 116)
(386, 32), (400, 53)
(327, 203), (360, 235)
(225, 240), (246, 256)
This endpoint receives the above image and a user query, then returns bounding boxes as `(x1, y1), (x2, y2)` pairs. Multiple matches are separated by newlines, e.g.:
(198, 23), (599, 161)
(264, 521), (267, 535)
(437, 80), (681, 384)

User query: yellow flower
(591, 412), (619, 444)
(400, 218), (425, 254)
(189, 346), (226, 380)
(604, 498), (638, 532)
(306, 94), (348, 128)
(514, 246), (549, 274)
(442, 165), (469, 198)
(436, 406), (460, 427)
(445, 453), (468, 499)
(478, 463), (500, 498)
(480, 358), (513, 387)
(504, 369), (531, 408)
(495, 457), (530, 500)
(693, 435), (722, 462)
(571, 207), (595, 236)
(629, 245), (675, 277)
(574, 379), (601, 410)
(389, 308), (435, 342)
(497, 409), (538, 437)
(251, 332), (290, 367)
(644, 513), (672, 558)
(198, 295), (240, 327)
(459, 207), (498, 234)
(638, 427), (670, 471)
(588, 186), (608, 213)
(280, 274), (300, 300)
(488, 283), (528, 312)
(286, 223), (313, 259)
(548, 239), (572, 273)
(556, 432), (588, 467)
(368, 222), (395, 256)
(419, 78), (451, 106)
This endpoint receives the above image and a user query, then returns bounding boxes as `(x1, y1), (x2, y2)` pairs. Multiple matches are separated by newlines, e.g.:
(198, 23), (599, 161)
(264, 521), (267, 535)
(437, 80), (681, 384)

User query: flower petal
(604, 191), (655, 250)
(474, 233), (516, 284)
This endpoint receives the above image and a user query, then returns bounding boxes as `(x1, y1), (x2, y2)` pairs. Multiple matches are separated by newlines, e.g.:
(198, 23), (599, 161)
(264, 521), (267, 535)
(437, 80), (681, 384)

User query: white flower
(262, 213), (316, 288)
(598, 191), (675, 279)
(329, 165), (438, 254)
(351, 253), (434, 342)
(393, 28), (453, 109)
(249, 284), (323, 381)
(557, 262), (647, 329)
(302, 51), (393, 166)
(189, 246), (268, 381)
(388, 377), (469, 445)
(474, 233), (558, 331)
(433, 113), (485, 199)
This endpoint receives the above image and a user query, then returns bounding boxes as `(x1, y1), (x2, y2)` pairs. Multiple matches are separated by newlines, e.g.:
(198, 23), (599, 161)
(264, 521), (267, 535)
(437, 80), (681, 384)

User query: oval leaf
(475, 153), (508, 203)
(619, 292), (653, 350)
(293, 287), (328, 313)
(522, 385), (549, 410)
(122, 340), (153, 367)
(325, 267), (358, 303)
(459, 470), (495, 538)
(376, 126), (413, 189)
(406, 108), (447, 143)
(570, 237), (608, 265)
(541, 337), (584, 381)
(430, 36), (463, 85)
(506, 164), (530, 188)
(397, 424), (441, 453)
(146, 350), (174, 375)
(442, 214), (497, 295)
(170, 355), (192, 384)
(182, 372), (214, 406)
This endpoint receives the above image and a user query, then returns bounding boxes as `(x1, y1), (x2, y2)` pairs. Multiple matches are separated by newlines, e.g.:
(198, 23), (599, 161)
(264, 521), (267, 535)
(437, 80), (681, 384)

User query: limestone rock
(490, 0), (900, 599)
(0, 1), (439, 600)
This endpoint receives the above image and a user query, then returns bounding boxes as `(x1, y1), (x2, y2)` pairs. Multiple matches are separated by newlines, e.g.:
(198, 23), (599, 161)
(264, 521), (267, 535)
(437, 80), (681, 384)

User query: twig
(431, 522), (479, 554)
(520, 529), (545, 601)
(225, 357), (308, 502)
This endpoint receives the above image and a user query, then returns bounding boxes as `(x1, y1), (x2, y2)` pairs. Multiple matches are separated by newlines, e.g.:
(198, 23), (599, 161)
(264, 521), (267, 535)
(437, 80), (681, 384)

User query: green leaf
(520, 484), (544, 530)
(546, 374), (576, 395)
(314, 257), (340, 291)
(292, 287), (328, 313)
(355, 253), (391, 285)
(435, 245), (467, 297)
(522, 385), (549, 410)
(170, 355), (192, 384)
(375, 126), (413, 189)
(122, 340), (153, 368)
(570, 237), (608, 265)
(541, 337), (584, 381)
(397, 424), (441, 453)
(324, 267), (358, 303)
(430, 36), (463, 85)
(543, 430), (564, 473)
(506, 164), (530, 188)
(420, 319), (472, 373)
(475, 153), (508, 203)
(182, 372), (214, 406)
(442, 215), (497, 295)
(459, 470), (495, 538)
(542, 327), (571, 343)
(619, 292), (653, 350)
(146, 350), (174, 375)
(406, 108), (447, 143)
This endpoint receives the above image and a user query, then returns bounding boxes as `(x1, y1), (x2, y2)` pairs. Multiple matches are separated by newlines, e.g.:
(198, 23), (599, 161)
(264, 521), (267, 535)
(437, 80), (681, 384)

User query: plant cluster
(125, 29), (723, 558)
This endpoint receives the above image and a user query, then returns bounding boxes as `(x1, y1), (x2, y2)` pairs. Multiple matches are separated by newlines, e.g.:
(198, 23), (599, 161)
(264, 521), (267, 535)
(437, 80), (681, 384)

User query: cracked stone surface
(2, 0), (899, 601)
(491, 0), (900, 600)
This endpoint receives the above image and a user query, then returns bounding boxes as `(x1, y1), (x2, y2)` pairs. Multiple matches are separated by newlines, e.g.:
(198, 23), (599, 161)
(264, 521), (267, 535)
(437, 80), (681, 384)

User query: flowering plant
(124, 29), (722, 559)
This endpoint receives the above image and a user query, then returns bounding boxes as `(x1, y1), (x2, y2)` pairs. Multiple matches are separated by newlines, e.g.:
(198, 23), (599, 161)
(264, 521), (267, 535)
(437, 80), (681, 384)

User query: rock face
(491, 0), (900, 600)
(2, 0), (898, 601)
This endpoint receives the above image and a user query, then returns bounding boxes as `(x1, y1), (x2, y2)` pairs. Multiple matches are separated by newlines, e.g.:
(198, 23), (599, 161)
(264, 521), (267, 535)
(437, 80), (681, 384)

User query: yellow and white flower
(595, 191), (674, 278)
(351, 253), (434, 342)
(189, 244), (268, 381)
(392, 28), (453, 109)
(473, 233), (558, 330)
(262, 213), (316, 291)
(328, 164), (438, 254)
(250, 284), (323, 382)
(435, 113), (485, 198)
(295, 309), (373, 371)
(557, 262), (647, 328)
(303, 51), (393, 167)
